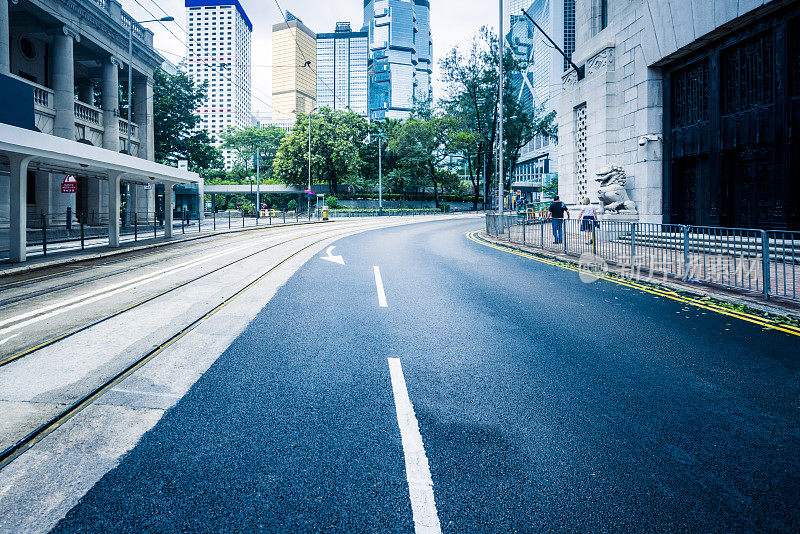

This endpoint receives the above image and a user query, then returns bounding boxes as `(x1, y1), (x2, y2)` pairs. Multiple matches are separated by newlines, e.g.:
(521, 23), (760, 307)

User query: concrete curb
(478, 231), (800, 323)
(0, 220), (332, 279)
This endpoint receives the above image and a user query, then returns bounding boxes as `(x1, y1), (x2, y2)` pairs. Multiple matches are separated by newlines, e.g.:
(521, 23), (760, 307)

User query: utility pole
(127, 16), (172, 226)
(256, 148), (260, 215)
(483, 149), (487, 211)
(497, 0), (504, 215)
(378, 135), (383, 216)
(308, 109), (315, 220)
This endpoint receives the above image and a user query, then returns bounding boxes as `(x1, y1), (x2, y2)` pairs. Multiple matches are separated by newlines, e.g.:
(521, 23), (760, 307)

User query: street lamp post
(127, 16), (172, 226)
(307, 107), (318, 220)
(377, 133), (385, 216)
(498, 0), (504, 215)
(256, 148), (260, 215)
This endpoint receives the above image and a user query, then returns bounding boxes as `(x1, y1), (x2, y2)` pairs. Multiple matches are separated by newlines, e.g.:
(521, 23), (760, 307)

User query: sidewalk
(479, 230), (800, 322)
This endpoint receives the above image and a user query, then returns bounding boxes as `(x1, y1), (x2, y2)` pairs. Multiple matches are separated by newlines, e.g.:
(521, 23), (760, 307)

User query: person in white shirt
(580, 197), (597, 244)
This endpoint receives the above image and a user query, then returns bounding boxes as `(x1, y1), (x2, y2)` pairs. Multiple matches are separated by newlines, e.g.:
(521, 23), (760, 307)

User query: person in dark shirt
(548, 196), (570, 244)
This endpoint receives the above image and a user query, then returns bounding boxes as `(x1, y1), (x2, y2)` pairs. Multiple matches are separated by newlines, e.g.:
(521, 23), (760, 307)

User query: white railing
(74, 101), (101, 125)
(8, 74), (54, 109)
(120, 11), (146, 41)
(118, 119), (138, 138)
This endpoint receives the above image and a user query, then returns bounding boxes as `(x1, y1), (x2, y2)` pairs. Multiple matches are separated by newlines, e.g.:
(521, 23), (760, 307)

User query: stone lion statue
(596, 165), (637, 214)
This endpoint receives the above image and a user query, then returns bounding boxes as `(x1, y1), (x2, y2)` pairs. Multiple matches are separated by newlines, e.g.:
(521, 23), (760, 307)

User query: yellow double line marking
(466, 231), (800, 338)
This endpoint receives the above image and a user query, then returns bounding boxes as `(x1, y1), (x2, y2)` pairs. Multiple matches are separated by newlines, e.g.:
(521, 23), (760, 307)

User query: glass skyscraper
(316, 23), (369, 117)
(507, 0), (575, 199)
(363, 0), (432, 121)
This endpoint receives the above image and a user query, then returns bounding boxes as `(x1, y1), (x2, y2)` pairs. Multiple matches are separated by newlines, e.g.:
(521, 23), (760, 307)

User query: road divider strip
(374, 266), (388, 308)
(467, 231), (800, 338)
(388, 358), (441, 534)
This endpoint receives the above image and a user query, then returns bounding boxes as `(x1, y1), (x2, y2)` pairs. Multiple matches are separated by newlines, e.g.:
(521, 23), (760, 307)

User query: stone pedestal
(600, 212), (639, 241)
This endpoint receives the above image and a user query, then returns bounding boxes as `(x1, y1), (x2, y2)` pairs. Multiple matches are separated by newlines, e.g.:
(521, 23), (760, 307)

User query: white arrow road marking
(373, 266), (388, 307)
(0, 333), (20, 345)
(320, 246), (345, 265)
(388, 358), (441, 534)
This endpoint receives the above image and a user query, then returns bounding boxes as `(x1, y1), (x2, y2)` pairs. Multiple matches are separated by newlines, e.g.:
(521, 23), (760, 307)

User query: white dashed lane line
(374, 266), (388, 308)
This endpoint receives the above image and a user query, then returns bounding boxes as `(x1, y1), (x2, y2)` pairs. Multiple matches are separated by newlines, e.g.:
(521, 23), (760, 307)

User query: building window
(575, 104), (588, 201)
(600, 0), (608, 31)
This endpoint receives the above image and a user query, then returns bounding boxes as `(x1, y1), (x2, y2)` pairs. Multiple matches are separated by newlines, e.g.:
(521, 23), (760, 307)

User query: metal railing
(485, 214), (799, 303)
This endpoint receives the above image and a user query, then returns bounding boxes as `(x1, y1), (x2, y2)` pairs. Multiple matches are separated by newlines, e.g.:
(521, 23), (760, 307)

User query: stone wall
(557, 0), (783, 223)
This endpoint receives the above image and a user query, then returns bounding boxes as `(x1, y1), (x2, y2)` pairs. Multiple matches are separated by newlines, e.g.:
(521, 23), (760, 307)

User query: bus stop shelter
(0, 122), (200, 263)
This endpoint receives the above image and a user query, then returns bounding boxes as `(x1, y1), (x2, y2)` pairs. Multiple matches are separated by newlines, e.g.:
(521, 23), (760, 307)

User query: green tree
(152, 67), (223, 173)
(390, 108), (460, 208)
(221, 125), (287, 182)
(273, 108), (370, 192)
(439, 27), (556, 199)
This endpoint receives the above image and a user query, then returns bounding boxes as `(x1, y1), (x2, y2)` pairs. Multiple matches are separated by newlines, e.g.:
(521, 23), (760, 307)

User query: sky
(121, 0), (498, 119)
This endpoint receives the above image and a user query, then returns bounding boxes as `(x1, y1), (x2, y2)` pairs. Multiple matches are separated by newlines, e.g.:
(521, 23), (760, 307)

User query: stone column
(197, 178), (205, 221)
(134, 76), (154, 161)
(164, 183), (174, 238)
(77, 82), (94, 105)
(8, 154), (33, 263)
(0, 0), (10, 75)
(52, 26), (80, 139)
(107, 172), (122, 247)
(101, 57), (121, 151)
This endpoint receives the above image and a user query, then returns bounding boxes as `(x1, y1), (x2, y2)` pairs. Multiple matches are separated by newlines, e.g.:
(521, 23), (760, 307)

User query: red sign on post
(61, 175), (77, 194)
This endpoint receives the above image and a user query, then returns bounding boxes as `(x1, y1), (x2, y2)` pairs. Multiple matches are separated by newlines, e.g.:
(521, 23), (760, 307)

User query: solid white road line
(388, 358), (441, 534)
(374, 266), (388, 308)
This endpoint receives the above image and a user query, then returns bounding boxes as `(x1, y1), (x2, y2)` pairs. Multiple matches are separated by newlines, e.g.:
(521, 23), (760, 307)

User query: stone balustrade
(74, 101), (101, 125)
(118, 118), (138, 139)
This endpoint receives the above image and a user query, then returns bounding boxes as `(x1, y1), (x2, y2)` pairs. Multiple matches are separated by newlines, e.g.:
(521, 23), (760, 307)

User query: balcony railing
(74, 101), (101, 125)
(120, 11), (146, 41)
(118, 118), (138, 138)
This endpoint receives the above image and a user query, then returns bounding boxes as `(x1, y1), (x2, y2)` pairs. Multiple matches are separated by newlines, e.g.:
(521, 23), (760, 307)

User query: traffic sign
(61, 175), (77, 194)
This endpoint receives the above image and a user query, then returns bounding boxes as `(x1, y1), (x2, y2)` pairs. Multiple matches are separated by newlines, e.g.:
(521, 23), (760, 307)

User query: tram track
(0, 222), (316, 295)
(0, 223), (359, 367)
(0, 230), (342, 472)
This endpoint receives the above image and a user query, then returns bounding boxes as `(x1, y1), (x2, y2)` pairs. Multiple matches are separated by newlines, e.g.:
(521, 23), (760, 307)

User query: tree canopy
(152, 67), (223, 174)
(272, 108), (370, 192)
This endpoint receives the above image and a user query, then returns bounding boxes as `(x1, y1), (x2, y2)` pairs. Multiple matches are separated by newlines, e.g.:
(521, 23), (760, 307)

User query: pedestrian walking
(580, 197), (598, 244)
(548, 196), (569, 244)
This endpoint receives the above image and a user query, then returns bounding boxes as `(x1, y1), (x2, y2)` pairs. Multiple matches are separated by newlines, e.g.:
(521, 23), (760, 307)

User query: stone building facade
(0, 0), (164, 227)
(558, 0), (799, 229)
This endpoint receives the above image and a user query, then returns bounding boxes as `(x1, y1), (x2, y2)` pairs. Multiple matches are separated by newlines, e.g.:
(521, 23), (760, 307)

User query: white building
(0, 0), (200, 262)
(185, 0), (252, 170)
(316, 23), (369, 117)
(557, 0), (798, 229)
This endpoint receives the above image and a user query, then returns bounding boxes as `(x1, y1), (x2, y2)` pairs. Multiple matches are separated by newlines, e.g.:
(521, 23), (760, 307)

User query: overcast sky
(121, 0), (498, 119)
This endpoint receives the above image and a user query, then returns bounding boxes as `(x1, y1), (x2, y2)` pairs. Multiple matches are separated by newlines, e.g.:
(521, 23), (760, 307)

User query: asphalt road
(51, 218), (799, 532)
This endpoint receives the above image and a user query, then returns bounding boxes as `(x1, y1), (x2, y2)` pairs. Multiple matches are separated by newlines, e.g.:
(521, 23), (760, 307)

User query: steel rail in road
(0, 220), (330, 292)
(0, 223), (340, 308)
(0, 225), (382, 472)
(467, 231), (800, 338)
(0, 224), (364, 368)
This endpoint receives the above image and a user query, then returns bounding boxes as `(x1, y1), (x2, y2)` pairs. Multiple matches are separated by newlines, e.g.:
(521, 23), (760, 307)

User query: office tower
(507, 0), (574, 200)
(363, 0), (432, 121)
(185, 0), (252, 170)
(316, 22), (369, 117)
(271, 12), (316, 121)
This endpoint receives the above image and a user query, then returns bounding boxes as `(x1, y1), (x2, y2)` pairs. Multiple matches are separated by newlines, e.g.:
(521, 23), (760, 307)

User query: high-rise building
(363, 0), (432, 121)
(185, 0), (252, 170)
(507, 0), (573, 201)
(316, 22), (369, 117)
(271, 12), (316, 121)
